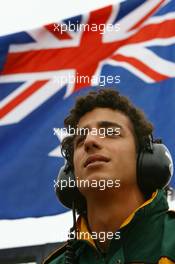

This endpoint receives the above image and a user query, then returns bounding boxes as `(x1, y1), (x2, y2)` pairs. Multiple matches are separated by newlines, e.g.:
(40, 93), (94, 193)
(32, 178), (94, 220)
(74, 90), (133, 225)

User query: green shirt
(43, 189), (175, 264)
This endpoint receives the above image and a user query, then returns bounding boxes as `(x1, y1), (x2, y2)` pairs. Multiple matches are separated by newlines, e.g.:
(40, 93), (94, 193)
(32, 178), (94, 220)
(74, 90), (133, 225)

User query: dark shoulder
(165, 209), (175, 224)
(42, 242), (67, 264)
(167, 209), (175, 217)
(163, 210), (175, 254)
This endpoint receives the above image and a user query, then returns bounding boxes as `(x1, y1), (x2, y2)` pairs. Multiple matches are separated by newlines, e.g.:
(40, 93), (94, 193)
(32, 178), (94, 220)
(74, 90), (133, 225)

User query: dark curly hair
(61, 88), (153, 169)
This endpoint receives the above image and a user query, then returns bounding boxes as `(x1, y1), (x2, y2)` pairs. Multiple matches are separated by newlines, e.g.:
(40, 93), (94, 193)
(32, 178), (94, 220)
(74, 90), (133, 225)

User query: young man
(44, 88), (175, 264)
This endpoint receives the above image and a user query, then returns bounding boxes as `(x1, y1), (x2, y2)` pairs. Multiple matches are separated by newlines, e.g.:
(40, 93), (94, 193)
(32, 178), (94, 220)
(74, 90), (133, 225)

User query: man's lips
(84, 154), (110, 168)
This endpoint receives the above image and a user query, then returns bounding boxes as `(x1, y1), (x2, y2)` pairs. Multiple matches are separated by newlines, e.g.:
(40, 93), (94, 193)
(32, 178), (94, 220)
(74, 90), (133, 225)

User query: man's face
(73, 107), (137, 193)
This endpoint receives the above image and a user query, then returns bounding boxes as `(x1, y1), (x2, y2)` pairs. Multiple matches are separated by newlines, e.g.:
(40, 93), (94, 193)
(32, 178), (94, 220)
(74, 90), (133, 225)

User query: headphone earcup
(55, 165), (86, 212)
(137, 143), (174, 193)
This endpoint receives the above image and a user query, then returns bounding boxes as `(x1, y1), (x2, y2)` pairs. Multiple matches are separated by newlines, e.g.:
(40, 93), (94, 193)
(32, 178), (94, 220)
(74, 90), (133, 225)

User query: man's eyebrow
(79, 121), (122, 129)
(73, 121), (123, 144)
(97, 121), (122, 129)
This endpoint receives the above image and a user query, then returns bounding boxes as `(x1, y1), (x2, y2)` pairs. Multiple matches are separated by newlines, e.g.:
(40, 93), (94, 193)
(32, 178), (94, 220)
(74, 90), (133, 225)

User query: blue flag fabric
(0, 0), (175, 219)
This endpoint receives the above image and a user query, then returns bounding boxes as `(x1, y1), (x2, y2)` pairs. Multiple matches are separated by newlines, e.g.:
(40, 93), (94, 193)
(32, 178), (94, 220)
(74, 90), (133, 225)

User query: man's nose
(84, 133), (102, 152)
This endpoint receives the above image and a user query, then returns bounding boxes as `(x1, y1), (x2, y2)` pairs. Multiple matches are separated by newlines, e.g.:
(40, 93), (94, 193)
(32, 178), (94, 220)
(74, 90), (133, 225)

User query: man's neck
(86, 186), (146, 251)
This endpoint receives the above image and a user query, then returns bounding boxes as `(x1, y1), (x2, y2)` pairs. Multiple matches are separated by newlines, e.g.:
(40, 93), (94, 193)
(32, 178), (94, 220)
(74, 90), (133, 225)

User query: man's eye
(105, 128), (121, 137)
(75, 135), (86, 146)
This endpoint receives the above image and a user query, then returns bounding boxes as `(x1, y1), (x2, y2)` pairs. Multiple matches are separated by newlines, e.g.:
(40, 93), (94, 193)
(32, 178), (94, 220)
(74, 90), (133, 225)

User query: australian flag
(0, 0), (175, 256)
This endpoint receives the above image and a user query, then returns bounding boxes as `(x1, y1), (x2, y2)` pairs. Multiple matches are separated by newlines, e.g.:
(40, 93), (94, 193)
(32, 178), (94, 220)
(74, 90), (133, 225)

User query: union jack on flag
(0, 0), (175, 232)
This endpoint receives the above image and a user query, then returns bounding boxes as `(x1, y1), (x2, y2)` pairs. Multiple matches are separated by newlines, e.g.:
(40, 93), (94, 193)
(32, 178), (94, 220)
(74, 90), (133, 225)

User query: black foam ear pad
(137, 143), (174, 193)
(55, 164), (86, 211)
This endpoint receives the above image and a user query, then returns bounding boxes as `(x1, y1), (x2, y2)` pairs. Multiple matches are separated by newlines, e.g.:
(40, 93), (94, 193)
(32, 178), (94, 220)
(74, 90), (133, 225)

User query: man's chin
(82, 172), (108, 182)
(77, 173), (112, 192)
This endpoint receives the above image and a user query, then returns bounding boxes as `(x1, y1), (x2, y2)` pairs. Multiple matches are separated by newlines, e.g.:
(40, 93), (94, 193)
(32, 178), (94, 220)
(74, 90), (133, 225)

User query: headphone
(55, 135), (174, 212)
